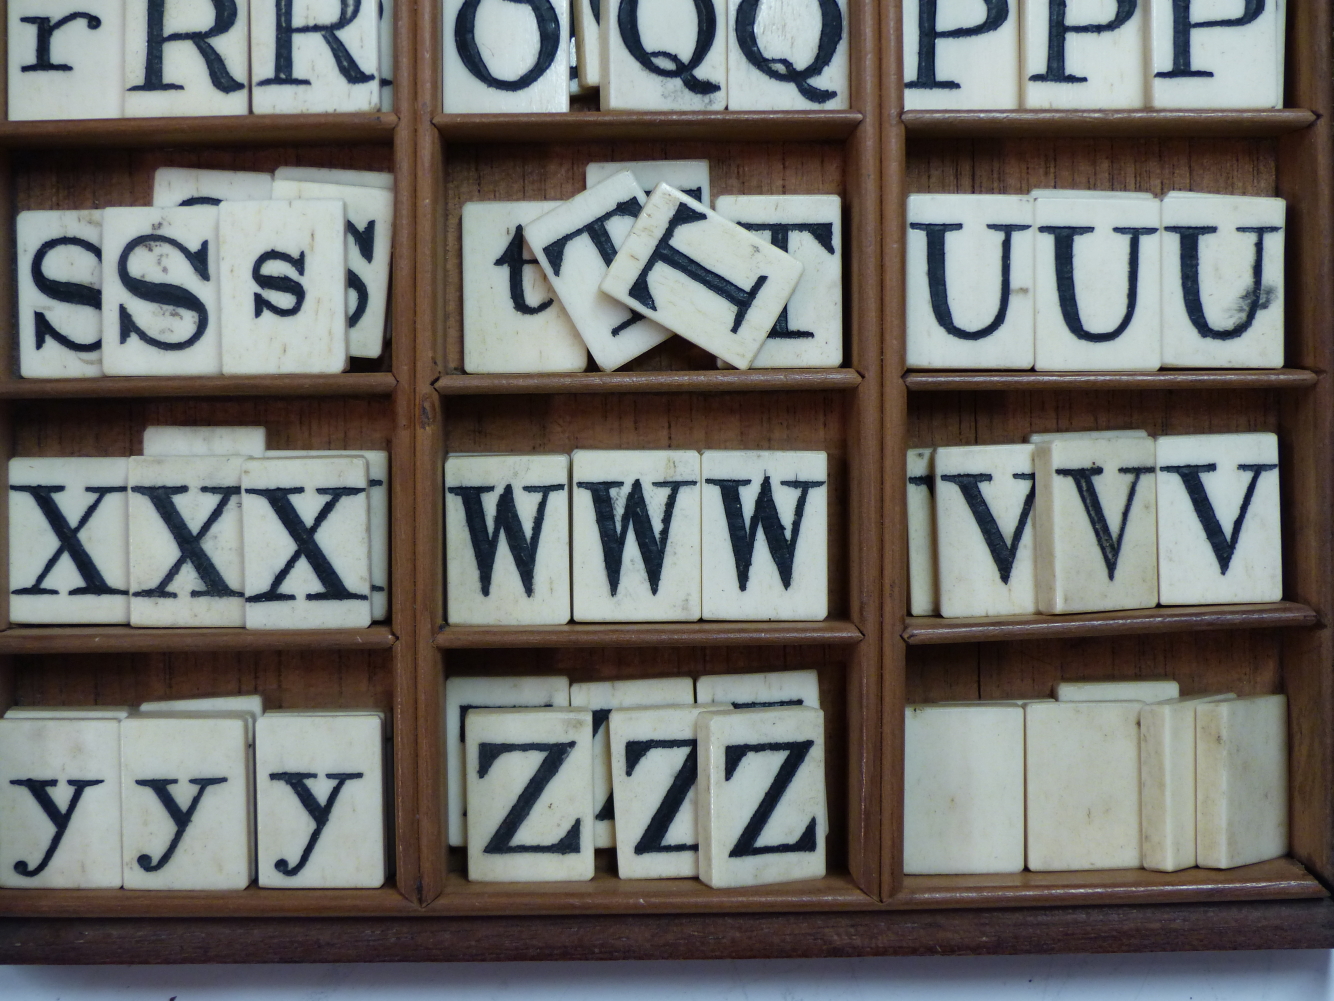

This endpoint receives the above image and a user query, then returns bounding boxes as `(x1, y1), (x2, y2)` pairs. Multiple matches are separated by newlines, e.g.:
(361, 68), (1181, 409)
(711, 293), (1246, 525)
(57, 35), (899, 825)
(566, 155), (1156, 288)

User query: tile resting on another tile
(465, 708), (594, 882)
(272, 168), (394, 190)
(4, 706), (132, 719)
(7, 0), (125, 120)
(140, 695), (264, 719)
(17, 210), (105, 380)
(1149, 0), (1284, 109)
(694, 670), (821, 710)
(572, 0), (599, 88)
(250, 0), (380, 113)
(906, 448), (938, 616)
(1196, 694), (1288, 869)
(585, 162), (709, 206)
(152, 169), (275, 209)
(1027, 430), (1149, 443)
(600, 0), (725, 110)
(442, 0), (570, 113)
(901, 0), (1019, 110)
(1022, 0), (1145, 109)
(725, 0), (849, 110)
(1055, 679), (1179, 703)
(143, 426), (267, 457)
(123, 0), (250, 118)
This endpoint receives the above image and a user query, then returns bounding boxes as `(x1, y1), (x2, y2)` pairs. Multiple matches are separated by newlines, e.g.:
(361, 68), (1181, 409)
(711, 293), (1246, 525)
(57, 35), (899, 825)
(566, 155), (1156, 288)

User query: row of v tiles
(0, 696), (389, 890)
(17, 166), (395, 379)
(907, 430), (1280, 618)
(7, 0), (393, 119)
(8, 426), (390, 627)
(907, 191), (1285, 372)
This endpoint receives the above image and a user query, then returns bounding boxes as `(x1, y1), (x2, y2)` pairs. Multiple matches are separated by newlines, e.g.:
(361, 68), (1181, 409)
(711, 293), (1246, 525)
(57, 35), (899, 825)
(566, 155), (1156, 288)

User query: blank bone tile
(524, 172), (673, 372)
(444, 675), (571, 847)
(1140, 693), (1237, 872)
(1160, 193), (1285, 369)
(0, 718), (122, 888)
(153, 169), (273, 210)
(1149, 0), (1283, 109)
(250, 0), (379, 113)
(571, 450), (701, 623)
(128, 455), (245, 628)
(140, 694), (263, 721)
(273, 168), (394, 190)
(572, 0), (600, 87)
(460, 201), (587, 374)
(904, 703), (1025, 874)
(1056, 679), (1179, 702)
(17, 210), (104, 380)
(570, 677), (695, 849)
(700, 451), (827, 621)
(9, 457), (129, 625)
(444, 454), (571, 626)
(465, 708), (593, 882)
(442, 0), (569, 113)
(1034, 194), (1161, 371)
(241, 456), (371, 629)
(378, 0), (393, 109)
(120, 713), (253, 890)
(101, 206), (222, 377)
(123, 0), (250, 117)
(8, 0), (125, 120)
(934, 444), (1037, 618)
(697, 706), (826, 888)
(1025, 700), (1141, 871)
(600, 0), (725, 110)
(1155, 432), (1281, 605)
(1196, 694), (1288, 868)
(726, 0), (848, 110)
(901, 0), (1019, 109)
(1021, 0), (1145, 109)
(601, 184), (804, 370)
(586, 161), (709, 206)
(906, 448), (938, 615)
(714, 195), (842, 368)
(255, 713), (385, 888)
(271, 179), (395, 360)
(5, 706), (132, 719)
(1027, 429), (1149, 443)
(695, 670), (821, 710)
(143, 426), (266, 457)
(906, 195), (1034, 370)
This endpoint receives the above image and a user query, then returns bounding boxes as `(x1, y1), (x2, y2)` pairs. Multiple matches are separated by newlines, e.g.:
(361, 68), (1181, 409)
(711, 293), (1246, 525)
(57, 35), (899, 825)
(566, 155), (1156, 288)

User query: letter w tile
(576, 478), (696, 595)
(706, 475), (825, 591)
(448, 483), (565, 598)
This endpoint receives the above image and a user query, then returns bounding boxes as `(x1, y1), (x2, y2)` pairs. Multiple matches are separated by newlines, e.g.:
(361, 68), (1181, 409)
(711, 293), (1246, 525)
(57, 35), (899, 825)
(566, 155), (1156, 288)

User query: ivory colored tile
(241, 456), (371, 629)
(1149, 0), (1283, 109)
(0, 718), (122, 888)
(700, 451), (827, 621)
(460, 201), (587, 374)
(906, 448), (937, 616)
(5, 706), (131, 719)
(697, 706), (826, 888)
(726, 0), (848, 110)
(571, 449), (701, 623)
(120, 713), (253, 890)
(1140, 692), (1237, 872)
(1034, 194), (1162, 372)
(17, 210), (105, 379)
(143, 425), (266, 457)
(903, 703), (1025, 874)
(695, 670), (820, 710)
(270, 179), (395, 360)
(906, 195), (1034, 370)
(441, 0), (569, 113)
(250, 0), (379, 113)
(444, 675), (570, 847)
(714, 195), (842, 368)
(219, 199), (348, 375)
(901, 0), (1019, 109)
(9, 457), (129, 625)
(273, 167), (393, 190)
(123, 0), (250, 117)
(444, 454), (571, 626)
(586, 161), (709, 205)
(608, 703), (726, 879)
(524, 172), (673, 372)
(7, 0), (124, 120)
(600, 184), (804, 370)
(1155, 432), (1281, 605)
(570, 677), (695, 849)
(378, 0), (394, 109)
(1160, 193), (1285, 369)
(1034, 435), (1158, 614)
(573, 0), (600, 87)
(1196, 694), (1288, 868)
(1021, 0), (1145, 109)
(934, 444), (1037, 618)
(465, 708), (594, 882)
(101, 206), (222, 377)
(140, 694), (263, 721)
(255, 713), (385, 888)
(152, 169), (274, 209)
(600, 0), (725, 110)
(1027, 429), (1149, 443)
(128, 455), (246, 628)
(1025, 700), (1142, 871)
(1056, 679), (1179, 702)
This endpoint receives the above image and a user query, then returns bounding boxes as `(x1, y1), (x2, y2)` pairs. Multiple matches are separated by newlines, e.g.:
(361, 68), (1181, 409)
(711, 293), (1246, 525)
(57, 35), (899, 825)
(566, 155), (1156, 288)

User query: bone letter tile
(251, 0), (379, 112)
(586, 161), (709, 206)
(1056, 679), (1179, 702)
(273, 168), (394, 190)
(460, 202), (587, 374)
(143, 426), (266, 457)
(101, 206), (222, 377)
(152, 169), (273, 209)
(906, 194), (1034, 370)
(1027, 429), (1149, 443)
(465, 708), (594, 881)
(697, 706), (826, 888)
(140, 694), (263, 722)
(902, 0), (1019, 110)
(694, 669), (820, 710)
(442, 0), (569, 113)
(255, 712), (385, 888)
(572, 0), (599, 87)
(601, 0), (725, 110)
(726, 0), (848, 110)
(10, 457), (129, 625)
(1149, 0), (1283, 109)
(1022, 0), (1145, 109)
(241, 456), (371, 629)
(0, 718), (122, 888)
(906, 448), (937, 615)
(379, 0), (393, 109)
(1155, 432), (1281, 605)
(17, 210), (104, 380)
(8, 0), (125, 120)
(570, 677), (696, 849)
(445, 675), (571, 847)
(5, 707), (132, 719)
(124, 0), (250, 117)
(1196, 694), (1288, 868)
(600, 184), (804, 370)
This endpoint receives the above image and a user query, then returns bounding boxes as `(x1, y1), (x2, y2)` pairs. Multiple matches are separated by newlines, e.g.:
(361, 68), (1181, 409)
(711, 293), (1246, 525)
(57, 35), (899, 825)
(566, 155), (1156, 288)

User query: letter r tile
(250, 0), (379, 112)
(123, 0), (251, 118)
(7, 0), (125, 120)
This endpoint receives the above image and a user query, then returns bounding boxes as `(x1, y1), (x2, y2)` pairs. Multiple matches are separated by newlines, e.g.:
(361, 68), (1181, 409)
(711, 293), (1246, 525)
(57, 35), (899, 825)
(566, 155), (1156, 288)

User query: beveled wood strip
(435, 369), (863, 395)
(0, 626), (397, 654)
(0, 114), (398, 149)
(901, 109), (1316, 139)
(0, 886), (419, 919)
(435, 621), (864, 649)
(433, 111), (862, 142)
(0, 373), (397, 399)
(903, 369), (1319, 391)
